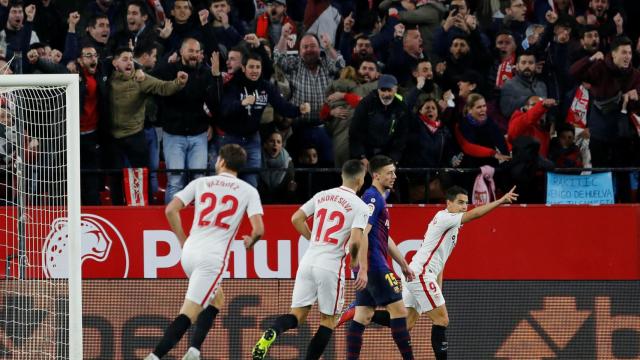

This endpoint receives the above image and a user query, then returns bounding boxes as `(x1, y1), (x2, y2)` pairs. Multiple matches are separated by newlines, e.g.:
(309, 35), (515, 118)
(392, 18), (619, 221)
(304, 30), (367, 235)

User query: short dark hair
(411, 58), (431, 72)
(358, 57), (378, 70)
(242, 51), (262, 66)
(127, 0), (149, 17)
(134, 41), (160, 58)
(369, 155), (394, 174)
(556, 122), (574, 134)
(517, 48), (537, 62)
(342, 159), (366, 180)
(355, 35), (371, 43)
(113, 47), (133, 58)
(8, 1), (23, 10)
(445, 186), (468, 201)
(579, 25), (599, 39)
(219, 144), (247, 171)
(86, 13), (109, 29)
(611, 35), (632, 52)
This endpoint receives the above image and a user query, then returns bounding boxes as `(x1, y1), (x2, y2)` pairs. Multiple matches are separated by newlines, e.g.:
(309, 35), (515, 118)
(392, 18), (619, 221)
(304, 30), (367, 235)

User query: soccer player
(252, 159), (370, 360)
(145, 144), (264, 360)
(346, 155), (416, 360)
(343, 185), (518, 359)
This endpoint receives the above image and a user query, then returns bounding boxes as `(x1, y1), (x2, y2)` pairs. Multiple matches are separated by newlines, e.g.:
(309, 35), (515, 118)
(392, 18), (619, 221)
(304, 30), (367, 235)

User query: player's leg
(374, 269), (413, 360)
(183, 288), (226, 360)
(252, 306), (310, 360)
(146, 299), (202, 360)
(347, 306), (375, 360)
(425, 305), (450, 360)
(305, 313), (337, 360)
(385, 300), (414, 360)
(408, 272), (447, 359)
(253, 264), (316, 359)
(146, 259), (221, 360)
(306, 267), (344, 360)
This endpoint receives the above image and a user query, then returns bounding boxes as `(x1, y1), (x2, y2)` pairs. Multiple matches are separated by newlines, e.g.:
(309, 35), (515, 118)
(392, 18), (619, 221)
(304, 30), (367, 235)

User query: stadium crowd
(1, 0), (640, 205)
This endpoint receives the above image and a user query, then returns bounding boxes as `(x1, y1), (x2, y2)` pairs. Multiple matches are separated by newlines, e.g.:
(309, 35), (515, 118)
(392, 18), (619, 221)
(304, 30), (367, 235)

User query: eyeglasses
(82, 53), (99, 58)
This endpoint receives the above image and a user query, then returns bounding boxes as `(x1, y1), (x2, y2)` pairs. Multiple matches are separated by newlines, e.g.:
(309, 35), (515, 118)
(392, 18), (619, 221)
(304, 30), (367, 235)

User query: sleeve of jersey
(246, 188), (264, 217)
(352, 202), (370, 230)
(438, 211), (464, 229)
(174, 179), (197, 206)
(363, 193), (380, 225)
(300, 195), (316, 217)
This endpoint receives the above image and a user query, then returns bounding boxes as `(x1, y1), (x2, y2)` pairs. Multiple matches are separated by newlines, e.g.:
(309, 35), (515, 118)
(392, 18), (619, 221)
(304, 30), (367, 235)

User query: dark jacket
(455, 114), (508, 168)
(152, 61), (220, 136)
(403, 115), (455, 168)
(219, 73), (300, 136)
(349, 92), (410, 162)
(570, 55), (640, 140)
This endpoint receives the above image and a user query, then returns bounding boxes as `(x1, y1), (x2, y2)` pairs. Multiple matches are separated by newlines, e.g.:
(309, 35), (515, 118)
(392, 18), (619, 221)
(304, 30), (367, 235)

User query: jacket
(109, 71), (183, 139)
(152, 61), (220, 136)
(507, 101), (551, 157)
(349, 92), (410, 162)
(219, 73), (301, 136)
(500, 74), (548, 117)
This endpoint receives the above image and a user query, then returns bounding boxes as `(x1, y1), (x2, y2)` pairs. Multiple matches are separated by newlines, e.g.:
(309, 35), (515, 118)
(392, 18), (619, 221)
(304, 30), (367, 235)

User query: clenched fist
(176, 71), (189, 85)
(299, 103), (311, 114)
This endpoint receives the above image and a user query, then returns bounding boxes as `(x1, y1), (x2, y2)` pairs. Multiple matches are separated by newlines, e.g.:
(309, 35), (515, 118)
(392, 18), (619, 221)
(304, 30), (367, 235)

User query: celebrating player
(402, 185), (517, 359)
(343, 185), (518, 359)
(145, 144), (264, 360)
(252, 159), (370, 360)
(346, 155), (416, 360)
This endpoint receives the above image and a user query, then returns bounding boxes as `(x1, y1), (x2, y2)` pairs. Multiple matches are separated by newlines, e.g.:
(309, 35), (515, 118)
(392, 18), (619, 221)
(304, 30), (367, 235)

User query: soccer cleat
(182, 347), (201, 360)
(337, 301), (356, 328)
(252, 328), (277, 360)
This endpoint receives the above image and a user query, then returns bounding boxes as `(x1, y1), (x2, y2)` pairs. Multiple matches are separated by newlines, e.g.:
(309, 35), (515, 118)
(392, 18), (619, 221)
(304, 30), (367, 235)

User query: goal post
(0, 74), (82, 360)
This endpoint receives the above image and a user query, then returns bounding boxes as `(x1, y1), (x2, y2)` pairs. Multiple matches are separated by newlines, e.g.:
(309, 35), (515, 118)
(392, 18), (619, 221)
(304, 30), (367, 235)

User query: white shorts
(181, 243), (226, 307)
(402, 272), (445, 314)
(291, 264), (345, 316)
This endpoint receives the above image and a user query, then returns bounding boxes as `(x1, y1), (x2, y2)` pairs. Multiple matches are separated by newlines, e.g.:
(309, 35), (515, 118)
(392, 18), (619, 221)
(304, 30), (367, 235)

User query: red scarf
(496, 54), (516, 88)
(420, 114), (441, 133)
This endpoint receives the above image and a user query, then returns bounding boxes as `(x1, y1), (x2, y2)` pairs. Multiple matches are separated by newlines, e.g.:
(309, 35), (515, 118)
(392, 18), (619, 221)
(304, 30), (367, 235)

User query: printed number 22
(315, 208), (345, 244)
(197, 193), (239, 229)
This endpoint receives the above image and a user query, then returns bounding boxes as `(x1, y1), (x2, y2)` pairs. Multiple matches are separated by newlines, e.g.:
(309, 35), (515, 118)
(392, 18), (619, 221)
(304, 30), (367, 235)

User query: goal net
(0, 74), (82, 359)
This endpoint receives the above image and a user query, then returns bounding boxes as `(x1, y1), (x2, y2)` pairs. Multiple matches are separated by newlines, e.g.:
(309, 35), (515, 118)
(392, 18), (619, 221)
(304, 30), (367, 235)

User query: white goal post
(0, 74), (82, 360)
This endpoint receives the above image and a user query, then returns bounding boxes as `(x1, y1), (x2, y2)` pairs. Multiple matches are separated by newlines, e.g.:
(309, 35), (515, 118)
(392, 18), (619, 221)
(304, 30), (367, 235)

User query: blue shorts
(355, 269), (402, 307)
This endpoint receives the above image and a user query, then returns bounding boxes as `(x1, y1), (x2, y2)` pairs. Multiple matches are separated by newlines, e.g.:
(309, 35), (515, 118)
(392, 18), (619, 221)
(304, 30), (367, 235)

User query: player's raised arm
(461, 186), (519, 224)
(291, 209), (312, 240)
(243, 214), (264, 249)
(165, 197), (188, 245)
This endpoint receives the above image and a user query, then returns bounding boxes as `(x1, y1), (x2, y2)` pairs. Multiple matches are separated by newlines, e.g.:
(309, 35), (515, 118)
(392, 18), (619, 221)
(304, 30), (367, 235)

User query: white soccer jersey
(409, 210), (464, 277)
(176, 173), (263, 257)
(298, 186), (370, 273)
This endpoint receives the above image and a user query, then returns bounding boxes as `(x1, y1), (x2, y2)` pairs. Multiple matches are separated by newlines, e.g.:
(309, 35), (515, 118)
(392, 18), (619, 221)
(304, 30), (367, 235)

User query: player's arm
(388, 236), (415, 281)
(461, 186), (518, 224)
(350, 227), (368, 291)
(291, 209), (312, 240)
(165, 197), (188, 246)
(243, 214), (264, 249)
(357, 224), (371, 272)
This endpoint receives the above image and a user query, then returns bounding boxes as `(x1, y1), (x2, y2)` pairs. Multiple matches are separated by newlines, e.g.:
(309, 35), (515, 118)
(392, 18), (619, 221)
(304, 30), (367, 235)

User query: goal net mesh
(0, 85), (71, 359)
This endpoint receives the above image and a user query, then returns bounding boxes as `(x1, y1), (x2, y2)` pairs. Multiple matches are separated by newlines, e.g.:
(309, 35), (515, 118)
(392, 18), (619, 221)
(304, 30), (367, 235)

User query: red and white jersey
(409, 210), (464, 277)
(299, 186), (369, 273)
(176, 173), (263, 257)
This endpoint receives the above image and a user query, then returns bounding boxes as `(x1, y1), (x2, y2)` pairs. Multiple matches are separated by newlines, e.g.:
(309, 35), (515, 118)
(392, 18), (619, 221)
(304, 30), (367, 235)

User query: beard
(380, 96), (394, 106)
